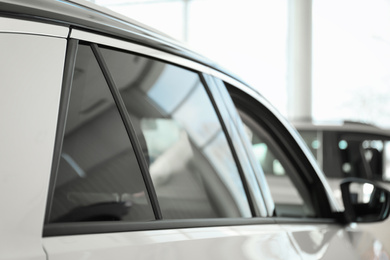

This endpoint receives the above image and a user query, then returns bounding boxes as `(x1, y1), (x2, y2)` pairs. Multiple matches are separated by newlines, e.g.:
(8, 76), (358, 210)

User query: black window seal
(90, 43), (162, 220)
(198, 73), (256, 217)
(274, 217), (337, 225)
(44, 39), (79, 224)
(226, 84), (334, 219)
(43, 216), (338, 237)
(43, 218), (276, 237)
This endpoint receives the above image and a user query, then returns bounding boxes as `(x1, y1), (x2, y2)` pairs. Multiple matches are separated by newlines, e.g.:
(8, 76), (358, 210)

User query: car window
(48, 44), (155, 223)
(384, 141), (390, 181)
(298, 130), (390, 183)
(362, 140), (384, 179)
(239, 111), (315, 218)
(100, 47), (252, 219)
(336, 138), (367, 179)
(338, 137), (390, 182)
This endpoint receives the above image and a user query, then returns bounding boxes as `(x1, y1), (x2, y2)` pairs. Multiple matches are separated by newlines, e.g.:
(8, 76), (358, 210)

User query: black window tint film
(362, 140), (384, 180)
(338, 137), (387, 181)
(337, 139), (367, 178)
(100, 47), (252, 219)
(49, 44), (155, 223)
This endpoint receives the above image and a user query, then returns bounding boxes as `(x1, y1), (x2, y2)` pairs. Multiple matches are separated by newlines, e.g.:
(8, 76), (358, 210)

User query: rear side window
(47, 43), (252, 225)
(100, 47), (252, 219)
(48, 45), (155, 223)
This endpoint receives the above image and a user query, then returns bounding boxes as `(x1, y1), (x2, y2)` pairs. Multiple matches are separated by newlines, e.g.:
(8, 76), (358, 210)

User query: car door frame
(215, 79), (342, 219)
(42, 28), (307, 260)
(44, 28), (278, 237)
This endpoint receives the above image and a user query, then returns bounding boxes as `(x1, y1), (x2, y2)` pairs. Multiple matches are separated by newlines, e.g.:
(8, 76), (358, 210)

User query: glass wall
(88, 0), (288, 116)
(88, 0), (390, 127)
(312, 0), (390, 127)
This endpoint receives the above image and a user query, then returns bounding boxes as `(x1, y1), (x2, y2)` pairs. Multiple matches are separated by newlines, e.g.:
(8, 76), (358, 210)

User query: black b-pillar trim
(90, 43), (162, 220)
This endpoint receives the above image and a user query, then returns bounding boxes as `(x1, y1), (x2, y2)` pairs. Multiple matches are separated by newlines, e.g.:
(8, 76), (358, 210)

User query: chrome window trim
(0, 17), (69, 38)
(71, 29), (211, 74)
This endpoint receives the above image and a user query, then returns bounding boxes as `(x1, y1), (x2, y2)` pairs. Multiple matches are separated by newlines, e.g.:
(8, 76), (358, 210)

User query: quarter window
(48, 44), (155, 223)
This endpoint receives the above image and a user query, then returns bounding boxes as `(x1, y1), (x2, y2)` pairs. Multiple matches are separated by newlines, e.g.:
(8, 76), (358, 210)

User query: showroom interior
(87, 0), (390, 127)
(3, 0), (390, 258)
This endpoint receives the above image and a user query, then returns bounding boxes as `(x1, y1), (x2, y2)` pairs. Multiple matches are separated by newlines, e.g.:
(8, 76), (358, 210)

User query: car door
(219, 79), (389, 259)
(0, 17), (68, 260)
(42, 30), (303, 260)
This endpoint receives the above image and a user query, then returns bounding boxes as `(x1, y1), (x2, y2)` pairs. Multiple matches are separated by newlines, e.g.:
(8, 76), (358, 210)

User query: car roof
(0, 0), (247, 87)
(293, 120), (390, 137)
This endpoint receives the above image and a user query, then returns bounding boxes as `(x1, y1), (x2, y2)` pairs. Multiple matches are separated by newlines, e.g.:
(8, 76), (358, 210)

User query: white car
(1, 1), (389, 259)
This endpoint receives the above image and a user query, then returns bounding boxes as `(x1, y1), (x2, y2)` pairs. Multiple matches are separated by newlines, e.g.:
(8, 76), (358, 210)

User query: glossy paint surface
(0, 17), (68, 37)
(43, 223), (390, 260)
(283, 224), (390, 260)
(43, 225), (301, 260)
(0, 32), (66, 259)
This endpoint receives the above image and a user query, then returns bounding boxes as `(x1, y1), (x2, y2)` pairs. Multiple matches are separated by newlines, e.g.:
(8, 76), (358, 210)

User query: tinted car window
(338, 137), (390, 181)
(299, 130), (390, 183)
(100, 47), (252, 219)
(240, 112), (315, 218)
(48, 44), (155, 223)
(338, 139), (367, 178)
(383, 141), (390, 181)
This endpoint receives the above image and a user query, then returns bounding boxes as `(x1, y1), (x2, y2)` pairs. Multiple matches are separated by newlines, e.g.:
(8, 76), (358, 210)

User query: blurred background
(87, 0), (390, 128)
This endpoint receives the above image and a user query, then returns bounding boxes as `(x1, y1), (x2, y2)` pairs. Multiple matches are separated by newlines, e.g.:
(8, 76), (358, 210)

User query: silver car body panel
(0, 17), (68, 37)
(43, 225), (303, 260)
(70, 29), (212, 75)
(0, 25), (67, 260)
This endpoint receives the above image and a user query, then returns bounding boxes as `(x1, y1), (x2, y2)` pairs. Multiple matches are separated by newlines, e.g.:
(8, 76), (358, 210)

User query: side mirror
(341, 178), (390, 223)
